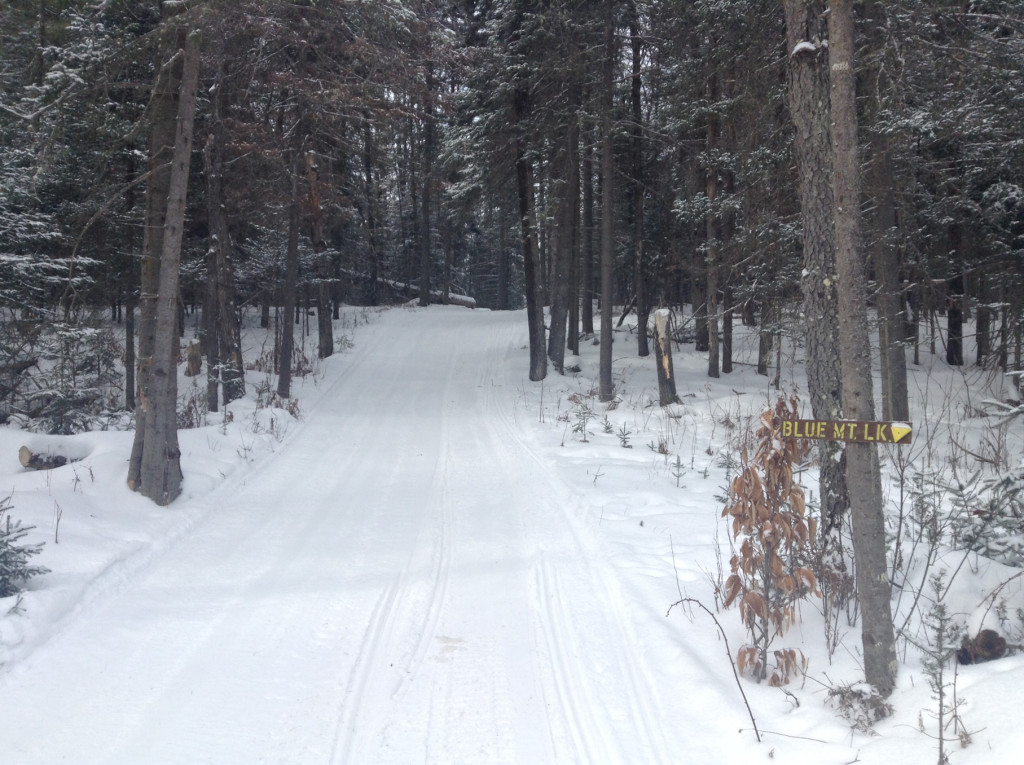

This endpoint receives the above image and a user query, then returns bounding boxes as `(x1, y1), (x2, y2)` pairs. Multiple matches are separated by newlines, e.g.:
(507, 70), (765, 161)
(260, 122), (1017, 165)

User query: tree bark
(722, 287), (733, 374)
(598, 0), (616, 402)
(202, 59), (244, 411)
(547, 80), (580, 373)
(782, 0), (849, 534)
(277, 156), (301, 399)
(362, 119), (381, 307)
(757, 299), (773, 378)
(514, 87), (547, 382)
(305, 150), (333, 358)
(862, 1), (910, 422)
(498, 206), (510, 311)
(868, 142), (910, 421)
(947, 263), (964, 366)
(127, 23), (200, 505)
(653, 309), (680, 406)
(418, 63), (437, 308)
(828, 0), (898, 697)
(581, 141), (596, 336)
(629, 3), (650, 359)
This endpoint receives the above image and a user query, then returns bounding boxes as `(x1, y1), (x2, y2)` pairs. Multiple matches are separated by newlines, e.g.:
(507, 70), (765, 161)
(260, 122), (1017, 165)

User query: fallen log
(19, 445), (71, 470)
(18, 437), (92, 471)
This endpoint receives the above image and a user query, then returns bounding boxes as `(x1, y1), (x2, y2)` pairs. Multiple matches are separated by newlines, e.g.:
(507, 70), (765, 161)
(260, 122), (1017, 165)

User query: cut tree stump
(185, 341), (202, 376)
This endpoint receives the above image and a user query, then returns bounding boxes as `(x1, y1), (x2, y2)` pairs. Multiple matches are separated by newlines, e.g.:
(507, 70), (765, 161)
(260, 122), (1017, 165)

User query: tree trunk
(976, 275), (991, 366)
(869, 145), (910, 421)
(861, 1), (910, 422)
(362, 119), (381, 307)
(828, 0), (897, 697)
(629, 3), (649, 359)
(706, 66), (720, 380)
(599, 0), (616, 402)
(653, 309), (680, 406)
(568, 184), (581, 357)
(947, 269), (964, 366)
(581, 141), (596, 336)
(722, 287), (733, 374)
(547, 82), (580, 373)
(498, 207), (510, 311)
(514, 87), (547, 382)
(692, 275), (709, 352)
(277, 157), (301, 399)
(124, 291), (136, 411)
(202, 200), (220, 413)
(419, 65), (436, 308)
(127, 23), (200, 506)
(782, 0), (850, 534)
(757, 299), (773, 378)
(202, 47), (245, 412)
(305, 150), (333, 358)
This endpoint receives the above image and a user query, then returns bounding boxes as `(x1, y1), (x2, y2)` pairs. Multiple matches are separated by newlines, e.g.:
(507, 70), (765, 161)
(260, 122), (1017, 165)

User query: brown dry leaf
(737, 645), (760, 679)
(741, 591), (768, 621)
(796, 567), (819, 596)
(792, 490), (806, 517)
(723, 574), (743, 608)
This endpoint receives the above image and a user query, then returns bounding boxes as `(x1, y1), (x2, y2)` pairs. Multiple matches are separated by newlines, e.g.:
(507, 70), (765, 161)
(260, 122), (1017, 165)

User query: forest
(1, 0), (1024, 731)
(2, 1), (1022, 418)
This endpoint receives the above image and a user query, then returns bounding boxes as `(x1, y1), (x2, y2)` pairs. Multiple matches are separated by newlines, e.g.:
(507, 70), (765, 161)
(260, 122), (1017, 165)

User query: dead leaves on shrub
(737, 645), (809, 687)
(722, 397), (819, 685)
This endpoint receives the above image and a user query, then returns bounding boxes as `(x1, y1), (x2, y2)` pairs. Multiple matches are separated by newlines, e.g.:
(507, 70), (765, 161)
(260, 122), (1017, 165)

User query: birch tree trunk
(127, 24), (200, 505)
(828, 0), (898, 697)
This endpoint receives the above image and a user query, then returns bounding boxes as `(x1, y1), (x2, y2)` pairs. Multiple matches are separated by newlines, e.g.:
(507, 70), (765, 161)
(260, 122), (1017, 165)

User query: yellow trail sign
(781, 419), (912, 445)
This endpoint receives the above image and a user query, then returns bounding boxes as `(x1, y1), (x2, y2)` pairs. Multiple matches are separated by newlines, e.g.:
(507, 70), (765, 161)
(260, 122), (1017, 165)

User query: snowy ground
(1, 304), (1022, 764)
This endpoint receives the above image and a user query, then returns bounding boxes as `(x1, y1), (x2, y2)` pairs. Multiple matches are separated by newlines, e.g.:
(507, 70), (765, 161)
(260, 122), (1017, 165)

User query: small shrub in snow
(947, 468), (1024, 567)
(826, 682), (893, 733)
(7, 319), (123, 434)
(0, 495), (50, 598)
(178, 378), (209, 429)
(721, 397), (818, 685)
(903, 573), (975, 761)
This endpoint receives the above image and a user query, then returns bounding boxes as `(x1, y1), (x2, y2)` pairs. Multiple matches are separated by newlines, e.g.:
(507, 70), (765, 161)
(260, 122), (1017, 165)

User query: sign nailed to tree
(781, 419), (913, 445)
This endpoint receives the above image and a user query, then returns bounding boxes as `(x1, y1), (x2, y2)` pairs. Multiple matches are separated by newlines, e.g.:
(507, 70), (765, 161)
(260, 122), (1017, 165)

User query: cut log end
(19, 445), (71, 471)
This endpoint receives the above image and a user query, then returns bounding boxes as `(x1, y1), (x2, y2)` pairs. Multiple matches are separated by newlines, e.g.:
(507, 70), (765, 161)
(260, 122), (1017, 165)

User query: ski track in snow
(0, 307), (702, 764)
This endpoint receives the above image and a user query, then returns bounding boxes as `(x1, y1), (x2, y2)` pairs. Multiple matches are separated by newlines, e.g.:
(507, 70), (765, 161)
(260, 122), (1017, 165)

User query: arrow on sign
(780, 419), (913, 444)
(889, 423), (913, 444)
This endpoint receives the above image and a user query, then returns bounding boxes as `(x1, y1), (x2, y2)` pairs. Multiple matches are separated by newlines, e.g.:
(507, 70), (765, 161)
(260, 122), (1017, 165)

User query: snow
(1, 304), (1023, 764)
(790, 40), (820, 57)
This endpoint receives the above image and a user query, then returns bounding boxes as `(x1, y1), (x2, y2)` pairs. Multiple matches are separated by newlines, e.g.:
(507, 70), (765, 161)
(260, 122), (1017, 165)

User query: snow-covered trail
(0, 307), (690, 765)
